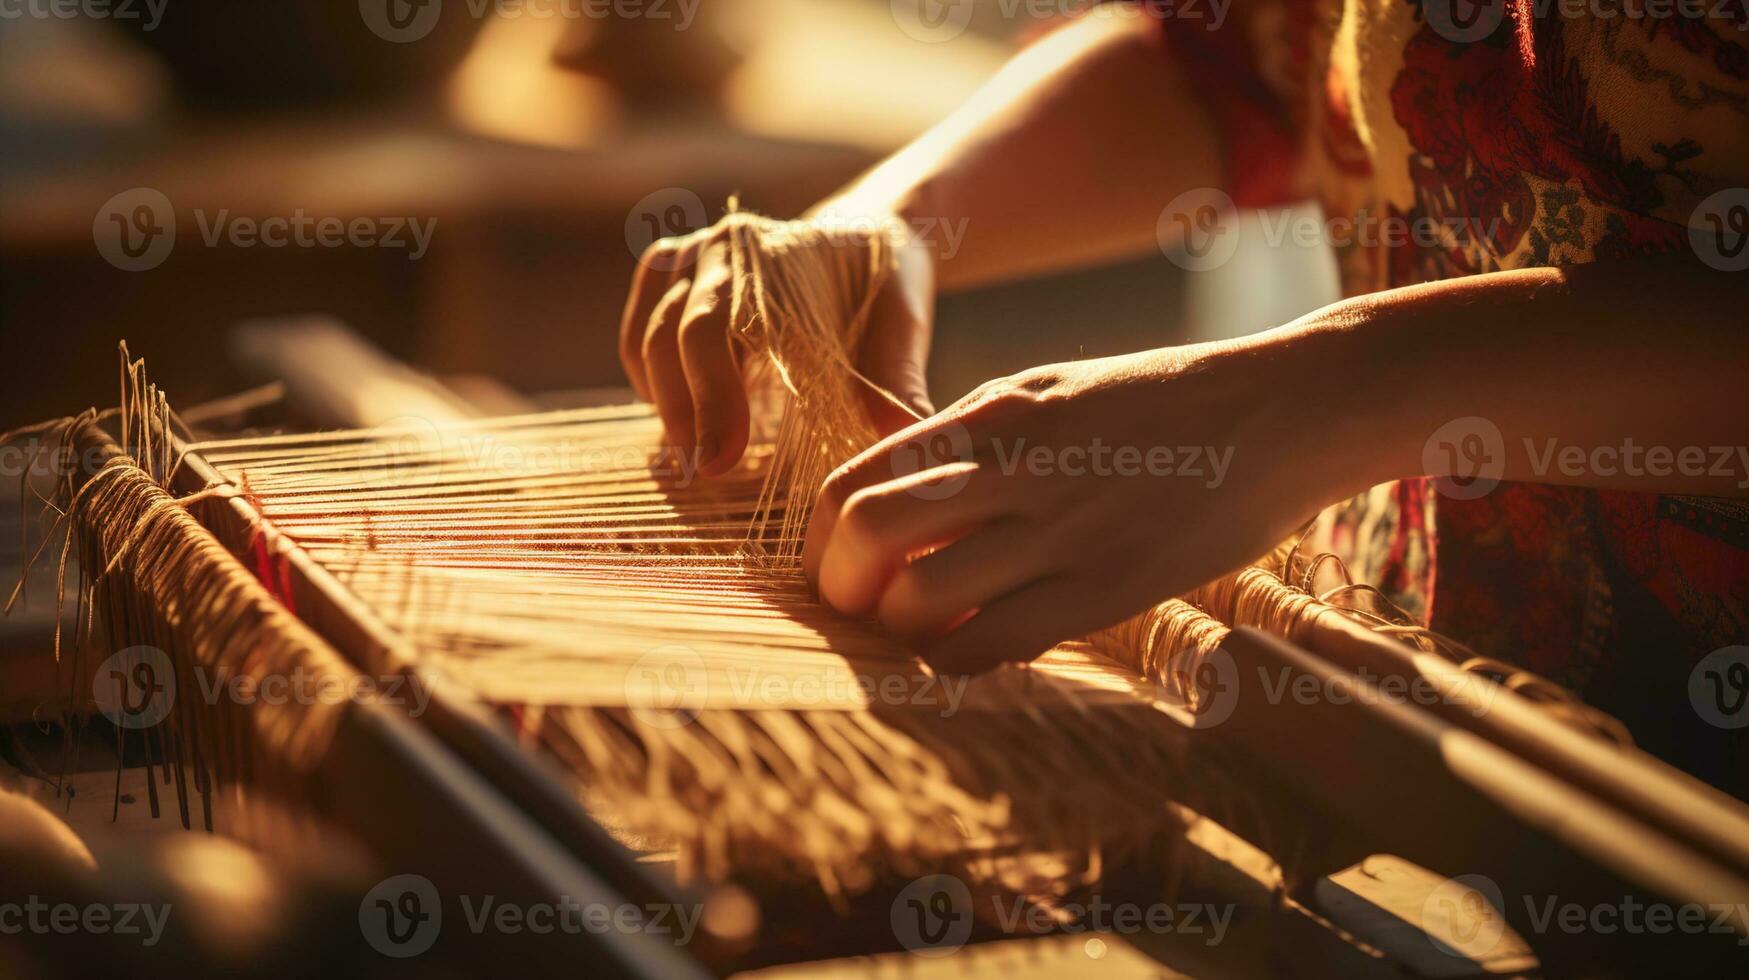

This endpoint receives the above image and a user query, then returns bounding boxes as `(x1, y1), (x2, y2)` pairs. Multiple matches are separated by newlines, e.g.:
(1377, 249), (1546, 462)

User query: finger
(642, 277), (696, 449)
(677, 242), (749, 475)
(858, 263), (934, 432)
(813, 462), (1006, 617)
(920, 575), (1095, 676)
(803, 389), (1035, 582)
(802, 414), (972, 584)
(875, 518), (1055, 639)
(619, 240), (683, 400)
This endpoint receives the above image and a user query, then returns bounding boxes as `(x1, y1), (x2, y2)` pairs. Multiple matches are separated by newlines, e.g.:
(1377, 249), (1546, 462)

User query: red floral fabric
(1157, 0), (1749, 794)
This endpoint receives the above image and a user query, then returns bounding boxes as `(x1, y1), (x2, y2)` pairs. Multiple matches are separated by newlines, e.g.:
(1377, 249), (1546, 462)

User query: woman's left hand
(802, 340), (1359, 675)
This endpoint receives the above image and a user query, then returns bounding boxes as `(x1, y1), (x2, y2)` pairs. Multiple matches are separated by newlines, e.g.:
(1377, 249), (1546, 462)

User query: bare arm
(1307, 257), (1749, 499)
(623, 8), (1224, 468)
(803, 254), (1749, 673)
(821, 7), (1223, 290)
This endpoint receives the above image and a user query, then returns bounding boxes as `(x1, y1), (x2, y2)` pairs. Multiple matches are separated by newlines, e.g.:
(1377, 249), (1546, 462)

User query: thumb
(859, 307), (934, 434)
(858, 248), (935, 434)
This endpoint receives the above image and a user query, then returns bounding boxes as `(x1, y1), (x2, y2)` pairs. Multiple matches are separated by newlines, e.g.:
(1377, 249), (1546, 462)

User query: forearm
(1272, 257), (1749, 500)
(819, 8), (1222, 291)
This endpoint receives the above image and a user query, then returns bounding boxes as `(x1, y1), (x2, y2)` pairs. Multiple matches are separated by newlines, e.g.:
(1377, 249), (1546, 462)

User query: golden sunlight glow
(722, 0), (1008, 152)
(446, 14), (617, 149)
(158, 836), (283, 952)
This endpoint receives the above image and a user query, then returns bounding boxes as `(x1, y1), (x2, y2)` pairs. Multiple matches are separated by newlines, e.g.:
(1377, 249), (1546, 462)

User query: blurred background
(0, 0), (1334, 423)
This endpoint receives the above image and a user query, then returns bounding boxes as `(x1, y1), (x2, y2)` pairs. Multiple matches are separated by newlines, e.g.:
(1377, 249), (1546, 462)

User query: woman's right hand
(618, 210), (938, 477)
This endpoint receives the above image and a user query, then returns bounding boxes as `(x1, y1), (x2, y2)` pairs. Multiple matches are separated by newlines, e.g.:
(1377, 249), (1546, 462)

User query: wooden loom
(10, 341), (1745, 978)
(12, 201), (1749, 974)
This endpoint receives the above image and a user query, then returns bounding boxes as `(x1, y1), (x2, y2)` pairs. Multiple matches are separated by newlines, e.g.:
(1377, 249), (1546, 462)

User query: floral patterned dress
(1155, 0), (1749, 795)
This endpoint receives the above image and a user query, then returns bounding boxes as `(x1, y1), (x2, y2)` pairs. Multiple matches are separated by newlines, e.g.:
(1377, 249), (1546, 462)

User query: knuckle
(843, 479), (906, 542)
(639, 238), (679, 267)
(642, 319), (679, 359)
(821, 449), (886, 510)
(992, 381), (1043, 405)
(962, 378), (1006, 404)
(838, 487), (884, 538)
(817, 468), (852, 513)
(958, 386), (1034, 424)
(961, 377), (1032, 408)
(677, 307), (725, 347)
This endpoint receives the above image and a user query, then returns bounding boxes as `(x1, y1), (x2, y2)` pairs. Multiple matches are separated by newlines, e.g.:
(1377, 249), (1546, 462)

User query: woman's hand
(619, 212), (937, 476)
(802, 338), (1362, 675)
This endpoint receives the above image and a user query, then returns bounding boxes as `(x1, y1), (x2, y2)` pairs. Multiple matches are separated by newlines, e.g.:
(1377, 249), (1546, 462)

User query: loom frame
(60, 421), (716, 980)
(90, 418), (1747, 976)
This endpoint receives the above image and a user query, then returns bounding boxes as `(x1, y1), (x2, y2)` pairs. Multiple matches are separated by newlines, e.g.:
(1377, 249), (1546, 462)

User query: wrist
(813, 172), (960, 273)
(1236, 296), (1443, 500)
(806, 187), (940, 290)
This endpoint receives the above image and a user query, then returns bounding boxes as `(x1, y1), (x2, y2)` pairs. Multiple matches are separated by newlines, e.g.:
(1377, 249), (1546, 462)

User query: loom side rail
(56, 423), (717, 980)
(1215, 626), (1749, 975)
(1295, 610), (1749, 877)
(170, 437), (704, 935)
